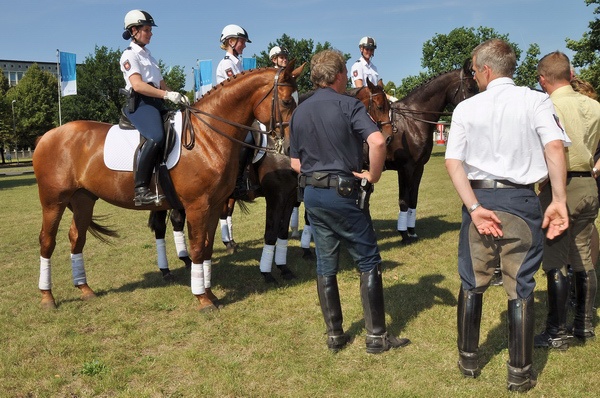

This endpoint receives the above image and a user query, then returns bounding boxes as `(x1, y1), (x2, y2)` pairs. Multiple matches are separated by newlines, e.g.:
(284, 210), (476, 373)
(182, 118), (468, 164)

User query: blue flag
(59, 51), (77, 96)
(242, 57), (256, 70)
(196, 60), (213, 99)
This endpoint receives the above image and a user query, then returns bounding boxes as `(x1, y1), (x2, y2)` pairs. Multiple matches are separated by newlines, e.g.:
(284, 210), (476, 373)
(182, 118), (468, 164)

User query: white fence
(3, 147), (33, 161)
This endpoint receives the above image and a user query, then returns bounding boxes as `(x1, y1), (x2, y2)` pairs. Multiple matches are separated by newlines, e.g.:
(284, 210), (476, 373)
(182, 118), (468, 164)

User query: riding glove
(164, 91), (190, 106)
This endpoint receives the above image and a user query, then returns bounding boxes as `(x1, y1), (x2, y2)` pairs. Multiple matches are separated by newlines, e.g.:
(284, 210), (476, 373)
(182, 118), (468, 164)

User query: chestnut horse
(388, 61), (478, 243)
(149, 80), (393, 281)
(33, 62), (303, 311)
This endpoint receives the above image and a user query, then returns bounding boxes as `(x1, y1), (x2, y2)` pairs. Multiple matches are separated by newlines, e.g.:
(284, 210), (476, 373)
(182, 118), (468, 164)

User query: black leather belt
(470, 180), (534, 190)
(299, 174), (341, 188)
(567, 171), (592, 178)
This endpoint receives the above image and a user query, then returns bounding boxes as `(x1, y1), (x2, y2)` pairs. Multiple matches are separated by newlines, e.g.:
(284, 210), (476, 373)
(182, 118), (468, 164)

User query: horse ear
(289, 61), (306, 79)
(366, 79), (376, 90)
(462, 58), (472, 74)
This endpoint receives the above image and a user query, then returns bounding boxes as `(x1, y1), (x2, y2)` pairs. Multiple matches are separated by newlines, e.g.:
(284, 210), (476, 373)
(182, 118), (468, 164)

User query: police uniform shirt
(216, 54), (243, 84)
(445, 77), (571, 185)
(351, 57), (380, 88)
(550, 84), (600, 171)
(289, 87), (378, 176)
(120, 42), (163, 90)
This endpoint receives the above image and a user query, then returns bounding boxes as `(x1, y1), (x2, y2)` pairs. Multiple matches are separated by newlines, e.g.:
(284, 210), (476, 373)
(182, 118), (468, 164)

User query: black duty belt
(567, 171), (592, 178)
(470, 180), (534, 190)
(300, 174), (342, 188)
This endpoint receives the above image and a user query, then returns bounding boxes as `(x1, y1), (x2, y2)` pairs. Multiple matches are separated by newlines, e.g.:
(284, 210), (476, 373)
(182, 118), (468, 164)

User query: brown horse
(150, 80), (393, 281)
(387, 60), (478, 243)
(33, 62), (304, 311)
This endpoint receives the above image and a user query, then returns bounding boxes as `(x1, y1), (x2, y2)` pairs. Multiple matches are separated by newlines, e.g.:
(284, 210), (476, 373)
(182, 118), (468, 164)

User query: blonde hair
(571, 76), (598, 100)
(310, 49), (346, 88)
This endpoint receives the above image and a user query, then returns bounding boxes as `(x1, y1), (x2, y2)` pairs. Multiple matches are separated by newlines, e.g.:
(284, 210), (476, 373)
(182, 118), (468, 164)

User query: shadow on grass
(0, 176), (37, 190)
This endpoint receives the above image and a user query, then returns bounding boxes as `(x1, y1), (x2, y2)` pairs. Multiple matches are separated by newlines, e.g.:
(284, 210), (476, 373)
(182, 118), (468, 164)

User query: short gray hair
(310, 49), (346, 88)
(472, 39), (516, 77)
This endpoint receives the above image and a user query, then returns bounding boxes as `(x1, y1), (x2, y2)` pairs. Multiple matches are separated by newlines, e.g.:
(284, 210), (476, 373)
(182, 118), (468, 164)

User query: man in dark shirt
(290, 49), (410, 354)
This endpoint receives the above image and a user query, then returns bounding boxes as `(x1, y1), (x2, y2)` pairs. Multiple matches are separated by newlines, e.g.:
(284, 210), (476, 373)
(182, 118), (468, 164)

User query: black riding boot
(507, 295), (536, 392)
(457, 287), (483, 378)
(360, 265), (410, 354)
(316, 275), (351, 352)
(232, 133), (255, 200)
(134, 139), (164, 206)
(573, 270), (597, 340)
(534, 269), (569, 350)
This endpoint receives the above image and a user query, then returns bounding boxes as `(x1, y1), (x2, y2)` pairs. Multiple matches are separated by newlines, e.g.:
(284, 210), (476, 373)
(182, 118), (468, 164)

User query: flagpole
(56, 49), (62, 126)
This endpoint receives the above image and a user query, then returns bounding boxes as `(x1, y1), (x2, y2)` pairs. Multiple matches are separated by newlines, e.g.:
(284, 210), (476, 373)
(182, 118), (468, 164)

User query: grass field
(1, 146), (599, 397)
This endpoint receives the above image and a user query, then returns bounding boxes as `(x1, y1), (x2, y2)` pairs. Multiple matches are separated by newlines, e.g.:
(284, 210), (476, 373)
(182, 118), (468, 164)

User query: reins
(179, 70), (290, 154)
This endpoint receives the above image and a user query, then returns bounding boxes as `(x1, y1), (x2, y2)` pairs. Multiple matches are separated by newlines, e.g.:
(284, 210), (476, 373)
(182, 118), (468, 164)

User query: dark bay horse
(388, 61), (478, 243)
(33, 62), (303, 311)
(150, 80), (393, 282)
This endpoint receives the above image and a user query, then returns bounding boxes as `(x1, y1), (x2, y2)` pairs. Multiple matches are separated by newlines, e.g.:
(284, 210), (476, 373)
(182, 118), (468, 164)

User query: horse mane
(194, 67), (273, 101)
(401, 69), (459, 100)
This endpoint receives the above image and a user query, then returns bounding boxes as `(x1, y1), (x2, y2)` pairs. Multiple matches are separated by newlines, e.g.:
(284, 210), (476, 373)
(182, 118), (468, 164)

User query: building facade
(1, 59), (58, 87)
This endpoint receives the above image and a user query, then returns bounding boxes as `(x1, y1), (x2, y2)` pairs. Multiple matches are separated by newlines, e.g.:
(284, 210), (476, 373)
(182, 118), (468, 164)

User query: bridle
(180, 68), (293, 154)
(363, 87), (393, 132)
(390, 69), (475, 132)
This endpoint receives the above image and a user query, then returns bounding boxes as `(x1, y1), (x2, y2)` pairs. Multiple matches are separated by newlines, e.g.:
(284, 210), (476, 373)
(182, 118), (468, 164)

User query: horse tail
(236, 199), (251, 215)
(88, 215), (119, 244)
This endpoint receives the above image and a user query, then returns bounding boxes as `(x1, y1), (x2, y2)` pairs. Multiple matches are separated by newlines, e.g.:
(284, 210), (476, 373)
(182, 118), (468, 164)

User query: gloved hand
(164, 91), (190, 106)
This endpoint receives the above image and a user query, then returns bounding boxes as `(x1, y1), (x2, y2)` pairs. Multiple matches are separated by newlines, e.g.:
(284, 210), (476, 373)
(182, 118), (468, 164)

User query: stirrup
(134, 188), (165, 206)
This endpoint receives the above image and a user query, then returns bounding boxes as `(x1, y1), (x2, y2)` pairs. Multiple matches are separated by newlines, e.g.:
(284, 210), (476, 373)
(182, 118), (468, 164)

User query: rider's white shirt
(351, 57), (380, 88)
(216, 53), (243, 83)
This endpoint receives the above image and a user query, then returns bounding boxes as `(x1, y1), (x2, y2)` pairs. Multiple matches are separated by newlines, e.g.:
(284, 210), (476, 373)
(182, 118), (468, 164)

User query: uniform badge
(353, 70), (358, 77)
(226, 68), (234, 77)
(553, 114), (564, 131)
(123, 60), (131, 71)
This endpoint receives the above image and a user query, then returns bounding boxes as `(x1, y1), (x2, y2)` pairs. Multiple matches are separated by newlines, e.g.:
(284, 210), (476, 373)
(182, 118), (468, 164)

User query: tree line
(1, 0), (599, 163)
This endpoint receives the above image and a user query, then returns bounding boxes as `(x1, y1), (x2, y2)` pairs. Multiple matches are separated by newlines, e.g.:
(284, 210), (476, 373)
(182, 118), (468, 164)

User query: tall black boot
(534, 269), (569, 350)
(360, 265), (410, 354)
(316, 275), (351, 352)
(573, 270), (597, 340)
(457, 287), (483, 378)
(231, 133), (255, 200)
(507, 295), (536, 392)
(134, 139), (164, 206)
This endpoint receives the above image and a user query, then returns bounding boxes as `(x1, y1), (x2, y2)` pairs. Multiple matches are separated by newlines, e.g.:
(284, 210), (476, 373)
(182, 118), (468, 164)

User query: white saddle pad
(104, 111), (183, 171)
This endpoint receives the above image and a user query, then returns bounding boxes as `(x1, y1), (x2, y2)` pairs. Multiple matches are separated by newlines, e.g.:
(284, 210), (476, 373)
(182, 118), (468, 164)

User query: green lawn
(0, 146), (598, 397)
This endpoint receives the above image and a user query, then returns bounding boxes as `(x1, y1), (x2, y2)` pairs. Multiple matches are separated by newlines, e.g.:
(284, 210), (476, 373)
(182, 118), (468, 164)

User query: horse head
(448, 58), (479, 106)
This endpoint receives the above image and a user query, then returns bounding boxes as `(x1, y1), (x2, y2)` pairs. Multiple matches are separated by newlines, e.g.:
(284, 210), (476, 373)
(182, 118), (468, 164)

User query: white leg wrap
(173, 230), (189, 258)
(407, 208), (417, 228)
(156, 238), (168, 270)
(71, 253), (87, 286)
(275, 238), (288, 265)
(191, 262), (205, 295)
(220, 219), (230, 243)
(203, 260), (212, 289)
(301, 225), (313, 248)
(260, 244), (275, 273)
(290, 206), (299, 229)
(397, 211), (408, 231)
(226, 215), (234, 242)
(39, 257), (51, 290)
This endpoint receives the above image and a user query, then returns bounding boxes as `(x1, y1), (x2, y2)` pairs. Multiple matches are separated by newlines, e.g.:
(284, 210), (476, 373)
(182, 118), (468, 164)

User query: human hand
(542, 202), (569, 239)
(471, 207), (503, 238)
(164, 91), (190, 106)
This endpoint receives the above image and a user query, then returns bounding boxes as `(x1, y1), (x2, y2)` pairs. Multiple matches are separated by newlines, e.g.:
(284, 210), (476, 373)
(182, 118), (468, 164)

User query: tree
(61, 46), (123, 124)
(159, 62), (187, 109)
(514, 43), (541, 88)
(567, 0), (600, 93)
(6, 64), (57, 148)
(254, 34), (350, 94)
(396, 27), (524, 98)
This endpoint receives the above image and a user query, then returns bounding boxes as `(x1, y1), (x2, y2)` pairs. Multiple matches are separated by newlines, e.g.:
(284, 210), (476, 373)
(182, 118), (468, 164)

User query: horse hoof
(198, 303), (219, 313)
(291, 230), (300, 239)
(180, 256), (192, 269)
(224, 241), (237, 255)
(162, 272), (176, 282)
(302, 249), (315, 261)
(261, 272), (278, 284)
(81, 291), (97, 301)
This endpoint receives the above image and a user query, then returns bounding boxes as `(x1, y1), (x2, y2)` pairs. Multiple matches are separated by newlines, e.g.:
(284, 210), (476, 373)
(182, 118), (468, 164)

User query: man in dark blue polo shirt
(290, 49), (410, 354)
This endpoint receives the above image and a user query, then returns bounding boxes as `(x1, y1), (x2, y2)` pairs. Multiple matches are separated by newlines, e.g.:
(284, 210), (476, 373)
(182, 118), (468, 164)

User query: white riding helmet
(220, 24), (251, 43)
(359, 36), (377, 49)
(269, 46), (288, 59)
(124, 10), (157, 30)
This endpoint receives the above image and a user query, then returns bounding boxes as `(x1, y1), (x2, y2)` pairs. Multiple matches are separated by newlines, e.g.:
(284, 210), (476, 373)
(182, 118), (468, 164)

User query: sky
(1, 0), (596, 91)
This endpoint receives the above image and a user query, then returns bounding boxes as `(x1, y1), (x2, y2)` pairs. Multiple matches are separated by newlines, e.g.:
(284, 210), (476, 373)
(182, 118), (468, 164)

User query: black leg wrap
(573, 270), (597, 340)
(317, 275), (351, 352)
(457, 286), (482, 378)
(534, 269), (569, 350)
(360, 265), (410, 354)
(507, 295), (536, 392)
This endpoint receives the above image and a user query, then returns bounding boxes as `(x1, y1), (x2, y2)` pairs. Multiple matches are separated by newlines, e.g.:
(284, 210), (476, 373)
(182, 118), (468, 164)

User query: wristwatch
(593, 167), (599, 179)
(468, 202), (482, 213)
